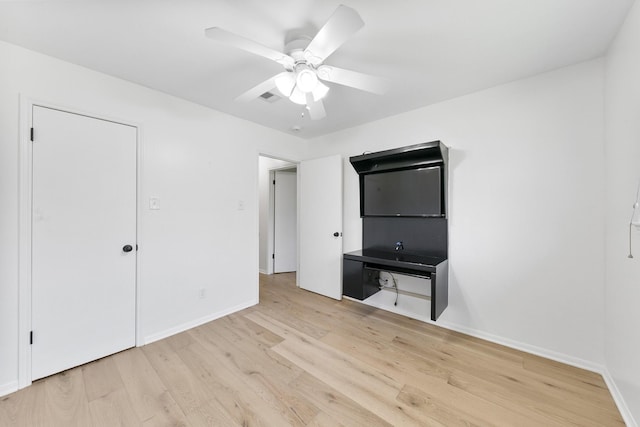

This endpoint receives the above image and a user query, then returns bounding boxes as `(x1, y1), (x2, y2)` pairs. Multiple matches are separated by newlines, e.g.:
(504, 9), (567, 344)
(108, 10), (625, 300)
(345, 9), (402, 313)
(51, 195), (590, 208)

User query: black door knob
(333, 232), (340, 237)
(122, 245), (133, 253)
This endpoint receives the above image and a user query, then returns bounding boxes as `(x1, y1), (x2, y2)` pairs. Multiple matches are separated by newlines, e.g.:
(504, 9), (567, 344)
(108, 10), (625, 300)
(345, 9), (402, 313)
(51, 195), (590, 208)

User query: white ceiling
(0, 0), (634, 138)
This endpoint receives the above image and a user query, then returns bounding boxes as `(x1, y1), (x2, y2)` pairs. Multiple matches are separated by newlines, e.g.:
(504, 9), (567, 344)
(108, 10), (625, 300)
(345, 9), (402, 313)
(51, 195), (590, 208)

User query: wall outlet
(197, 288), (206, 299)
(149, 197), (160, 210)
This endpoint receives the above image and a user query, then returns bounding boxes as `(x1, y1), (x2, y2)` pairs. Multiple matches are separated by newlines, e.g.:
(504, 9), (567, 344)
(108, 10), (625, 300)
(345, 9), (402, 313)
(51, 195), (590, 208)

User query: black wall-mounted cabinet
(344, 140), (449, 321)
(349, 140), (448, 175)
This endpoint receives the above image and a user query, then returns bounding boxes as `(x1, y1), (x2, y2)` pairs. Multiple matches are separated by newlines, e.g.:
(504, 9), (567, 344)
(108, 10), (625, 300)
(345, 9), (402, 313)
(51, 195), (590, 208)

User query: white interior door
(299, 155), (343, 299)
(31, 106), (137, 381)
(274, 170), (297, 273)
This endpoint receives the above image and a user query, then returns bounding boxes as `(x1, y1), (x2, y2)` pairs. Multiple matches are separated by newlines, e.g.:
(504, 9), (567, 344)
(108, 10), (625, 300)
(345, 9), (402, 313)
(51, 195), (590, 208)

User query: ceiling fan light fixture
(296, 67), (318, 93)
(275, 73), (295, 97)
(289, 86), (307, 105)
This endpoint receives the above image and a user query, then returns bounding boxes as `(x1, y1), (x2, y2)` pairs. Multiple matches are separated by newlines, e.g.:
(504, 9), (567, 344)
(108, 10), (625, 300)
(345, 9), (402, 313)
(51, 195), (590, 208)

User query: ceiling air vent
(259, 91), (281, 103)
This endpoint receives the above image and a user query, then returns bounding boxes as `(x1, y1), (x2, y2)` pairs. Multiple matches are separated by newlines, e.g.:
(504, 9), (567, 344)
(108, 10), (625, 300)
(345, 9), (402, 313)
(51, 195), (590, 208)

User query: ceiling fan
(204, 4), (388, 120)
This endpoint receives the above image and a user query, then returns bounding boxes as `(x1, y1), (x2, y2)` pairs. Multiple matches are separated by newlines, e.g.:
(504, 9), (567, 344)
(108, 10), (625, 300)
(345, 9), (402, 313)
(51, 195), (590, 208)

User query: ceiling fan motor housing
(284, 36), (312, 58)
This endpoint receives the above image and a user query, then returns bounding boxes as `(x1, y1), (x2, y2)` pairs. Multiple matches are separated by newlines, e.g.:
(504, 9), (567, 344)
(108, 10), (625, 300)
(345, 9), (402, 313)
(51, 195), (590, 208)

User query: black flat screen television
(362, 166), (443, 217)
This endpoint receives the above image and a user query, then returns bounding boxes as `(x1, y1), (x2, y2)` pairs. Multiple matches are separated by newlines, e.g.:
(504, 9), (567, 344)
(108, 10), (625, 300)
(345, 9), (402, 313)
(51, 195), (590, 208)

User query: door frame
(17, 96), (143, 389)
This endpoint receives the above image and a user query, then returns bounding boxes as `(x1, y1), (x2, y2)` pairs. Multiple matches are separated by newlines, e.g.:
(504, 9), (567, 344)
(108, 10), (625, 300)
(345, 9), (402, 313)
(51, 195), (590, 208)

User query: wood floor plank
(396, 385), (487, 427)
(246, 311), (447, 426)
(176, 340), (295, 426)
(273, 341), (429, 427)
(396, 381), (563, 427)
(87, 388), (141, 427)
(140, 393), (190, 427)
(261, 278), (354, 321)
(250, 299), (331, 340)
(0, 380), (48, 427)
(440, 330), (526, 364)
(366, 306), (523, 366)
(44, 368), (93, 426)
(364, 306), (449, 341)
(183, 398), (242, 427)
(446, 370), (623, 427)
(224, 312), (285, 347)
(143, 340), (240, 426)
(522, 352), (613, 390)
(321, 330), (565, 427)
(321, 329), (448, 383)
(165, 330), (196, 351)
(288, 372), (392, 427)
(112, 347), (177, 423)
(432, 337), (612, 408)
(187, 326), (319, 426)
(200, 317), (303, 384)
(306, 410), (347, 427)
(390, 334), (623, 424)
(81, 356), (126, 402)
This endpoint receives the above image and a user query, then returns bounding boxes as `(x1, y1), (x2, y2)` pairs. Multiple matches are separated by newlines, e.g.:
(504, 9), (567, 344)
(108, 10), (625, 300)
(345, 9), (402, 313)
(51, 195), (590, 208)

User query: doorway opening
(258, 155), (298, 276)
(258, 153), (344, 301)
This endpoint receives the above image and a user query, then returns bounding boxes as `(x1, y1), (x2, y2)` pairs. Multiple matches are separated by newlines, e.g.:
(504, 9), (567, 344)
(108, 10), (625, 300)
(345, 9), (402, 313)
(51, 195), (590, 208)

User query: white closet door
(299, 155), (343, 300)
(273, 170), (297, 273)
(31, 106), (137, 380)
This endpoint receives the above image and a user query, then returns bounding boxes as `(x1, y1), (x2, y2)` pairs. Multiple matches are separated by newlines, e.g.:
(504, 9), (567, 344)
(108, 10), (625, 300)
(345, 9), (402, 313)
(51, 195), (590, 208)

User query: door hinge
(272, 253), (275, 259)
(30, 331), (33, 345)
(136, 244), (138, 251)
(30, 127), (34, 142)
(273, 179), (276, 185)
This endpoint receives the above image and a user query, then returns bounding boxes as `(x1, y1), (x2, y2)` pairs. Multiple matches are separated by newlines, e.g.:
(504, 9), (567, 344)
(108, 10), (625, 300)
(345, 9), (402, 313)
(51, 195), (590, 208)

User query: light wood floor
(0, 273), (624, 426)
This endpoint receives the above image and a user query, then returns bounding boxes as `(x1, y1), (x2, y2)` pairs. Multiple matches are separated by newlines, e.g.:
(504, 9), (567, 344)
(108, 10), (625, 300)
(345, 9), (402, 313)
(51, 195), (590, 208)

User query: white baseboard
(259, 268), (268, 275)
(602, 369), (638, 427)
(0, 380), (19, 398)
(143, 298), (258, 345)
(437, 318), (605, 374)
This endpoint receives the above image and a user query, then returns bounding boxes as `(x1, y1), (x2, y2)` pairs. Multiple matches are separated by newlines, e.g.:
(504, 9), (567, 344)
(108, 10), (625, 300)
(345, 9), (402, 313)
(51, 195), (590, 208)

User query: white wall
(604, 0), (640, 423)
(0, 40), (307, 393)
(258, 156), (295, 273)
(306, 60), (607, 368)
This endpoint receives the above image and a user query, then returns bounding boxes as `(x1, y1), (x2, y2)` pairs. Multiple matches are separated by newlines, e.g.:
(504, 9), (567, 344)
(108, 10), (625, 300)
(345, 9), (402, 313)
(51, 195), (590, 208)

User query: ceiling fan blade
(235, 72), (289, 102)
(305, 92), (326, 120)
(304, 5), (364, 65)
(317, 65), (389, 95)
(205, 27), (294, 68)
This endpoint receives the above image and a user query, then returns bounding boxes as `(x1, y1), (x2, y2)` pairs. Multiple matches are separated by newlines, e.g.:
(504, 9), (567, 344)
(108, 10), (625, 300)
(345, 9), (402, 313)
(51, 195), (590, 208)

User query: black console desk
(343, 249), (449, 321)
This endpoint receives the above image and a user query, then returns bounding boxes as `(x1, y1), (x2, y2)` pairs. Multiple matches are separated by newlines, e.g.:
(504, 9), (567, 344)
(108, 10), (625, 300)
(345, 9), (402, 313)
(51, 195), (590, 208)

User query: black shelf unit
(343, 141), (449, 321)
